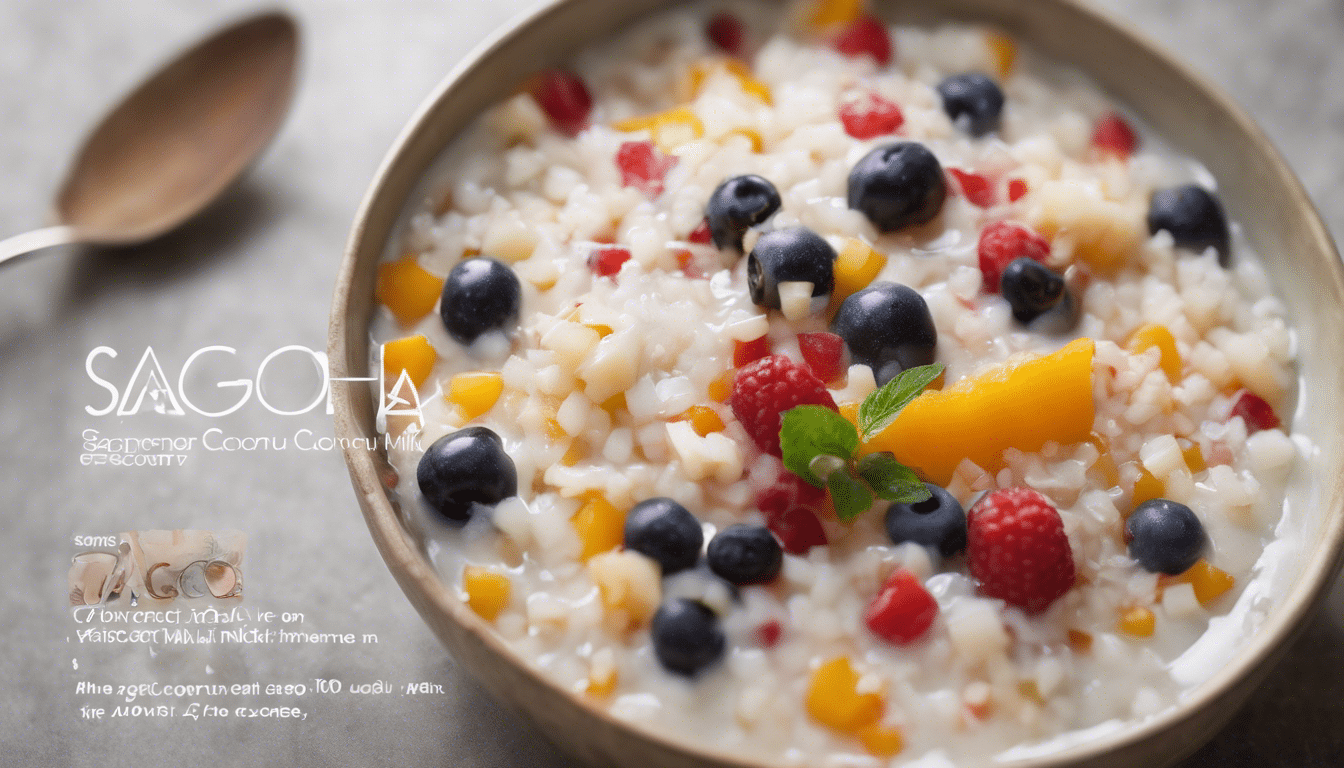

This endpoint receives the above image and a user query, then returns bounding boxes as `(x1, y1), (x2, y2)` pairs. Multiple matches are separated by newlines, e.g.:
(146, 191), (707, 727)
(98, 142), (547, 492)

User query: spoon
(0, 11), (299, 266)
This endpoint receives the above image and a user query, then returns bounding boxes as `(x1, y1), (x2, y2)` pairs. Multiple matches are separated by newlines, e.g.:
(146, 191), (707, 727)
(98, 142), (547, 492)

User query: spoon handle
(0, 225), (81, 267)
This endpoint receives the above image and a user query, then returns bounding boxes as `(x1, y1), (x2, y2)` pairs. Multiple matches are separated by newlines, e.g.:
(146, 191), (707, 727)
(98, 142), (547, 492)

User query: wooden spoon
(0, 11), (299, 266)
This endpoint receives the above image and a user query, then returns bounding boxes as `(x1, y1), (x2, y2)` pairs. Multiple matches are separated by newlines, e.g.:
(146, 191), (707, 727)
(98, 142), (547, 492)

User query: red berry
(766, 505), (828, 554)
(1230, 390), (1280, 433)
(798, 332), (846, 383)
(977, 221), (1050, 294)
(865, 569), (938, 644)
(967, 488), (1076, 614)
(731, 355), (838, 456)
(589, 246), (631, 278)
(1007, 178), (1028, 202)
(1091, 112), (1139, 159)
(758, 472), (827, 518)
(734, 336), (772, 368)
(833, 15), (892, 66)
(706, 12), (745, 56)
(616, 141), (677, 196)
(688, 218), (714, 244)
(757, 619), (783, 647)
(529, 70), (592, 136)
(839, 91), (904, 139)
(949, 169), (995, 208)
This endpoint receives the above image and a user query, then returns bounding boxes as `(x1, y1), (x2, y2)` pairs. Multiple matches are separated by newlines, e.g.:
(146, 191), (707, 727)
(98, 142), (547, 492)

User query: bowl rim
(328, 0), (1344, 765)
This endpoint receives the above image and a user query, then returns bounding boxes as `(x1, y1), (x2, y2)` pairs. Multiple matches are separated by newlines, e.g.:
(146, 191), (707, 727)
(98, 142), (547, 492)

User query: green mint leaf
(780, 405), (860, 487)
(858, 363), (944, 439)
(857, 452), (931, 503)
(827, 470), (874, 522)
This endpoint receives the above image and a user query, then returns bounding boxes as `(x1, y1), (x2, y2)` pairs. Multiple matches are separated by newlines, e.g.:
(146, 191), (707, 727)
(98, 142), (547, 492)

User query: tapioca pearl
(542, 165), (584, 204)
(492, 496), (533, 550)
(636, 421), (669, 462)
(1186, 340), (1235, 390)
(1246, 429), (1295, 478)
(1162, 582), (1203, 620)
(945, 599), (1009, 663)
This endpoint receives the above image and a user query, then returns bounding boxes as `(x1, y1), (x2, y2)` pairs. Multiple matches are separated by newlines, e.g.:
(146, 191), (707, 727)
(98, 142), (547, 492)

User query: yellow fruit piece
(1131, 465), (1165, 508)
(709, 369), (735, 403)
(724, 60), (772, 104)
(986, 32), (1018, 78)
(1117, 606), (1156, 637)
(589, 550), (661, 630)
(806, 657), (885, 733)
(382, 335), (436, 390)
(1128, 324), (1182, 382)
(614, 106), (704, 142)
(446, 372), (504, 421)
(572, 496), (626, 562)
(462, 566), (511, 621)
(601, 392), (627, 417)
(858, 724), (904, 757)
(839, 401), (860, 427)
(1180, 439), (1206, 474)
(1031, 180), (1144, 273)
(1174, 559), (1235, 606)
(861, 338), (1096, 486)
(727, 127), (764, 152)
(677, 405), (726, 436)
(807, 0), (863, 29)
(376, 258), (445, 327)
(1017, 680), (1045, 705)
(561, 440), (586, 467)
(833, 238), (887, 301)
(1067, 629), (1093, 653)
(586, 667), (618, 697)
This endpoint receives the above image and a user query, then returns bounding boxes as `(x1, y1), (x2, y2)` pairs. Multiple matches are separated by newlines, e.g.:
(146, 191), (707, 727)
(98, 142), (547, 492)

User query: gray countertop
(1, 1), (1341, 765)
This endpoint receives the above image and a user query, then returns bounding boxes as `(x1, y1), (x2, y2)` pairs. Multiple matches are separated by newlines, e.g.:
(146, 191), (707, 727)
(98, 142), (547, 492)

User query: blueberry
(706, 524), (783, 585)
(439, 257), (522, 345)
(885, 483), (967, 557)
(747, 227), (836, 310)
(624, 498), (703, 574)
(1147, 185), (1231, 265)
(831, 282), (937, 386)
(651, 598), (725, 676)
(1000, 257), (1066, 323)
(847, 142), (947, 233)
(706, 174), (782, 252)
(416, 427), (517, 521)
(1125, 498), (1207, 575)
(937, 73), (1005, 137)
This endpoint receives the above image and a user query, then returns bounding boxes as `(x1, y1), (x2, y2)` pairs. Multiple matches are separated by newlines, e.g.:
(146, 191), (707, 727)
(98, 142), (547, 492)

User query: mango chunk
(861, 339), (1096, 486)
(382, 335), (436, 390)
(376, 258), (445, 327)
(833, 238), (887, 302)
(986, 32), (1018, 78)
(1067, 629), (1093, 653)
(572, 495), (626, 562)
(1180, 439), (1206, 474)
(858, 724), (904, 757)
(1128, 324), (1181, 382)
(589, 550), (661, 629)
(1117, 606), (1156, 637)
(806, 657), (885, 733)
(676, 405), (726, 436)
(447, 372), (504, 421)
(1174, 559), (1235, 606)
(586, 666), (619, 697)
(806, 0), (863, 28)
(1030, 180), (1144, 272)
(614, 106), (704, 150)
(462, 566), (511, 621)
(708, 370), (735, 403)
(690, 60), (772, 104)
(1131, 464), (1165, 508)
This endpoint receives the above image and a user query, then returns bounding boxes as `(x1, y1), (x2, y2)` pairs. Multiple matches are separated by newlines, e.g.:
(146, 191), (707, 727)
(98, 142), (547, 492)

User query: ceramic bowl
(329, 1), (1344, 765)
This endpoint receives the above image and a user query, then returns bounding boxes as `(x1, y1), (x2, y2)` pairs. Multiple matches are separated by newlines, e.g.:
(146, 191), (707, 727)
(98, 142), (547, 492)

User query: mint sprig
(778, 363), (943, 521)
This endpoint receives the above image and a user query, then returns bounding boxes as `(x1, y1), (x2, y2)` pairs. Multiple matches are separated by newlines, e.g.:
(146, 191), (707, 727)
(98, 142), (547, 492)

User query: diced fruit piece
(705, 12), (745, 55)
(1067, 629), (1093, 652)
(707, 174), (782, 252)
(678, 405), (726, 436)
(977, 221), (1050, 294)
(624, 497), (703, 574)
(1131, 465), (1165, 507)
(727, 127), (764, 151)
(831, 282), (937, 386)
(440, 257), (523, 345)
(586, 666), (619, 697)
(807, 0), (862, 28)
(1126, 499), (1207, 575)
(572, 495), (626, 561)
(1230, 389), (1281, 433)
(651, 598), (726, 676)
(614, 106), (705, 148)
(730, 354), (838, 456)
(832, 238), (887, 301)
(1007, 179), (1028, 202)
(848, 142), (946, 232)
(937, 73), (1004, 136)
(1117, 606), (1155, 637)
(528, 70), (592, 136)
(985, 32), (1017, 78)
(707, 524), (783, 584)
(709, 369), (735, 402)
(799, 332), (847, 383)
(382, 335), (436, 389)
(865, 569), (938, 645)
(833, 15), (892, 66)
(863, 338), (1095, 485)
(766, 506), (828, 554)
(1172, 559), (1235, 606)
(589, 245), (633, 277)
(447, 372), (504, 421)
(858, 724), (905, 757)
(462, 566), (511, 621)
(757, 619), (783, 647)
(376, 258), (445, 327)
(1181, 440), (1206, 473)
(723, 60), (772, 103)
(884, 482), (966, 557)
(748, 227), (837, 311)
(839, 91), (904, 139)
(589, 549), (662, 628)
(949, 168), (994, 208)
(758, 472), (827, 517)
(417, 427), (518, 522)
(1092, 112), (1139, 159)
(966, 487), (1076, 614)
(1032, 179), (1143, 272)
(1147, 185), (1231, 265)
(616, 141), (677, 196)
(734, 336), (771, 368)
(806, 657), (885, 733)
(1000, 257), (1066, 323)
(688, 218), (713, 244)
(1128, 324), (1181, 382)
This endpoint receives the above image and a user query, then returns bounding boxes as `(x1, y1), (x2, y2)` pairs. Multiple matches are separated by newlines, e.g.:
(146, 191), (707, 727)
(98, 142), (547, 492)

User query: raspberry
(1007, 179), (1028, 202)
(798, 332), (846, 383)
(529, 70), (592, 136)
(589, 246), (631, 278)
(730, 355), (838, 456)
(977, 221), (1050, 294)
(757, 619), (783, 647)
(616, 141), (677, 196)
(1230, 389), (1280, 433)
(706, 12), (745, 56)
(1091, 112), (1138, 159)
(949, 169), (995, 208)
(967, 488), (1076, 614)
(688, 218), (713, 244)
(757, 472), (827, 519)
(833, 15), (892, 66)
(766, 506), (828, 554)
(839, 91), (904, 139)
(865, 569), (938, 645)
(733, 336), (771, 368)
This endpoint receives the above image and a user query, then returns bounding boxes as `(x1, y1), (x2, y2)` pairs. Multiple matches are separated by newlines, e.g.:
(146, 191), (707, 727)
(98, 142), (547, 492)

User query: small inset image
(68, 530), (245, 607)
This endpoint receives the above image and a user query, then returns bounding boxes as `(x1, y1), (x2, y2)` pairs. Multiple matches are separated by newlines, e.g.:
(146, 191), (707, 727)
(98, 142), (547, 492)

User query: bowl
(328, 1), (1344, 765)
